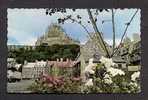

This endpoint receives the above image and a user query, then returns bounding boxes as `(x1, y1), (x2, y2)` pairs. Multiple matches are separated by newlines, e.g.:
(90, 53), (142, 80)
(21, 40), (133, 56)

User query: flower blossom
(104, 74), (113, 84)
(131, 71), (140, 81)
(85, 78), (93, 86)
(129, 82), (138, 87)
(84, 58), (96, 74)
(99, 56), (115, 68)
(107, 67), (125, 77)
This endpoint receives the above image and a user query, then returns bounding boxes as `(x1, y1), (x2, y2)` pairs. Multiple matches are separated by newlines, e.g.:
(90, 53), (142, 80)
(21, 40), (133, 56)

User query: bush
(27, 75), (82, 93)
(82, 56), (141, 93)
(9, 44), (80, 64)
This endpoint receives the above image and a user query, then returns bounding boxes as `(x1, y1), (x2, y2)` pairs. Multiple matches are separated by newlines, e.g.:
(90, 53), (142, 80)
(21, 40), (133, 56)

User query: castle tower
(35, 24), (79, 46)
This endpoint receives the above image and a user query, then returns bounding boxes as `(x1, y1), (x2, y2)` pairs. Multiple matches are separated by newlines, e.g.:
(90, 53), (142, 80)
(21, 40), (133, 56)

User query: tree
(46, 8), (139, 58)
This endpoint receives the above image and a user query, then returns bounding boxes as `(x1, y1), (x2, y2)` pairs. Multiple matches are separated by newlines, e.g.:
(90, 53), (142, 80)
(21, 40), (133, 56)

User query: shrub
(28, 75), (82, 93)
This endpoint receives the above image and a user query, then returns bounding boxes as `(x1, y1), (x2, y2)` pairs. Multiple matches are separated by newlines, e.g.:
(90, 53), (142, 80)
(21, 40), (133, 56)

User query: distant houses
(116, 35), (141, 65)
(79, 33), (141, 73)
(22, 62), (36, 79)
(7, 58), (16, 68)
(7, 58), (81, 80)
(8, 45), (35, 51)
(46, 58), (80, 77)
(22, 59), (80, 79)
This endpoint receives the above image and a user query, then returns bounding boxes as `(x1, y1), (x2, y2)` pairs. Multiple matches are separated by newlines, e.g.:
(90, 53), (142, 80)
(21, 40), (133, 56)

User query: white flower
(85, 78), (93, 86)
(107, 67), (125, 77)
(104, 74), (110, 78)
(84, 58), (95, 74)
(104, 74), (113, 84)
(99, 56), (115, 68)
(131, 71), (140, 81)
(7, 70), (13, 78)
(104, 78), (113, 84)
(129, 82), (138, 87)
(89, 58), (94, 65)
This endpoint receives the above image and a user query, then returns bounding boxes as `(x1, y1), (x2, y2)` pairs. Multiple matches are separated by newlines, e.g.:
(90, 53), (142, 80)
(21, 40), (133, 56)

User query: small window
(118, 64), (122, 68)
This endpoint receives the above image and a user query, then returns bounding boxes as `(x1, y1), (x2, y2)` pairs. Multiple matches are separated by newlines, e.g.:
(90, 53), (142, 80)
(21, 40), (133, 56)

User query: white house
(33, 60), (47, 78)
(22, 62), (36, 79)
(22, 60), (47, 79)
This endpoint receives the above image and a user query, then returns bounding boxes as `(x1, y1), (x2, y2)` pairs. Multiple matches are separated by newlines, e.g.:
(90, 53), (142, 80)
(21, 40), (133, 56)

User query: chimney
(66, 58), (69, 62)
(69, 59), (72, 62)
(24, 60), (27, 65)
(60, 58), (63, 62)
(35, 60), (38, 63)
(56, 58), (59, 62)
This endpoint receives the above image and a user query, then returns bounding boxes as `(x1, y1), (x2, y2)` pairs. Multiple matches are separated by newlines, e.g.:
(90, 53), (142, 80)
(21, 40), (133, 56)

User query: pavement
(7, 79), (35, 93)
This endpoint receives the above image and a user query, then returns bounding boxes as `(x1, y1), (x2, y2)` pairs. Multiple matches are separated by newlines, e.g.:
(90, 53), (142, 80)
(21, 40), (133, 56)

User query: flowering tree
(83, 57), (140, 93)
(28, 75), (82, 93)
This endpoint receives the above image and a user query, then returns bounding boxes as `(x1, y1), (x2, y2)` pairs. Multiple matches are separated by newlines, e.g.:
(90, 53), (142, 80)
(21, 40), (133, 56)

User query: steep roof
(35, 24), (79, 46)
(80, 36), (112, 62)
(36, 61), (47, 67)
(47, 60), (79, 68)
(23, 63), (36, 68)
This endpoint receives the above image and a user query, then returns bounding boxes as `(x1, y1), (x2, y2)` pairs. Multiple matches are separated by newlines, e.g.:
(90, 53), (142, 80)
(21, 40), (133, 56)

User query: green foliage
(8, 44), (80, 64)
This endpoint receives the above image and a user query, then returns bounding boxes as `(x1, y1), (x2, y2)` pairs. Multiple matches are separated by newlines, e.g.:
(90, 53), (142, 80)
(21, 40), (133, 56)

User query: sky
(7, 8), (140, 46)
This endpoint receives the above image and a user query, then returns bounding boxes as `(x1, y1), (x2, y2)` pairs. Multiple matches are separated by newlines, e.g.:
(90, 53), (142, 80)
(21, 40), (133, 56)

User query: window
(118, 64), (122, 68)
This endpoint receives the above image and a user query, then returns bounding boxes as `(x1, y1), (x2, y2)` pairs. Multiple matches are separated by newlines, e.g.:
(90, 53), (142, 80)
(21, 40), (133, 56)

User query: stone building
(22, 61), (47, 79)
(35, 24), (79, 46)
(129, 41), (141, 65)
(21, 59), (80, 79)
(78, 36), (112, 74)
(113, 34), (141, 65)
(45, 58), (80, 77)
(33, 60), (47, 78)
(117, 36), (141, 65)
(22, 62), (36, 79)
(7, 58), (16, 68)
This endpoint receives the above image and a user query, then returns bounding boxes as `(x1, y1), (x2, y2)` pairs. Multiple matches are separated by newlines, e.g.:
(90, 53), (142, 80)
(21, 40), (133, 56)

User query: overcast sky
(7, 8), (140, 46)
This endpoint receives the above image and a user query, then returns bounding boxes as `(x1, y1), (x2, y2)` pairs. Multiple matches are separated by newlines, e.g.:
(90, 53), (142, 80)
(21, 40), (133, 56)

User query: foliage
(83, 57), (141, 93)
(8, 44), (80, 64)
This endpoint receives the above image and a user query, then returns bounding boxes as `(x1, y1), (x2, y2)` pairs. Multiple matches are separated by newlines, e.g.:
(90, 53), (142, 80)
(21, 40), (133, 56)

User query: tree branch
(111, 9), (116, 55)
(68, 18), (105, 54)
(111, 9), (139, 57)
(68, 18), (93, 41)
(87, 9), (110, 58)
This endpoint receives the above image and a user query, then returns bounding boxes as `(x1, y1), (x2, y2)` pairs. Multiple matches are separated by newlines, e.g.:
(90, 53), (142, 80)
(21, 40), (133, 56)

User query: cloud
(8, 27), (37, 45)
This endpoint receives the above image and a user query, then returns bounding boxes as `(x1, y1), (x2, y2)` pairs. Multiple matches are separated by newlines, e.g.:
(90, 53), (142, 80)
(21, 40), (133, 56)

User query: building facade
(22, 62), (36, 79)
(45, 58), (80, 77)
(33, 61), (47, 78)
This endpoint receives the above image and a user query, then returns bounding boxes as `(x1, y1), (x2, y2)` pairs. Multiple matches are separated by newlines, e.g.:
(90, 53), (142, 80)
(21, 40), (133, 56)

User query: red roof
(47, 60), (79, 68)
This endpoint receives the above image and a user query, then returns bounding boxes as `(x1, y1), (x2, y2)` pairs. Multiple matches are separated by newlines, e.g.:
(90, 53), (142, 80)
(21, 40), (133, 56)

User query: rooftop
(23, 62), (36, 68)
(47, 60), (79, 68)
